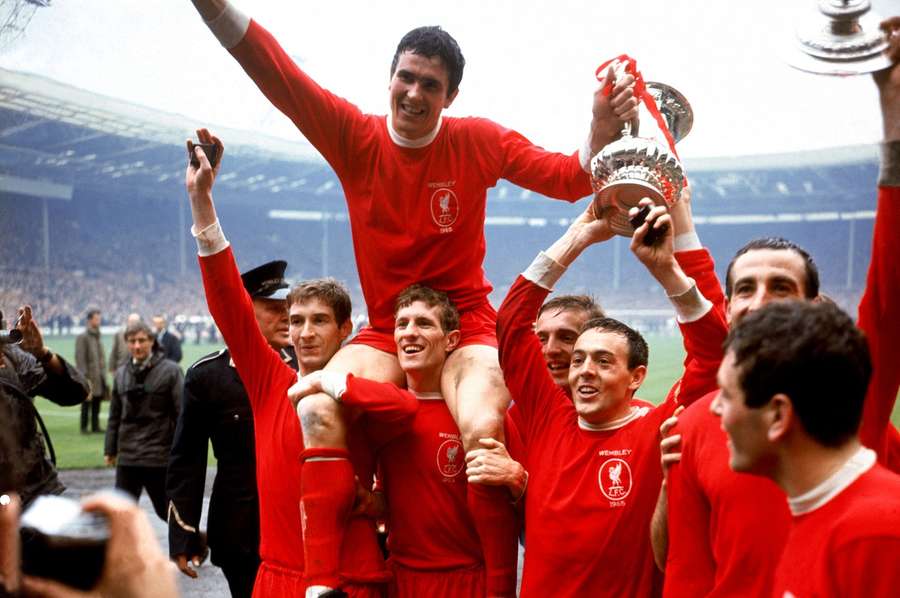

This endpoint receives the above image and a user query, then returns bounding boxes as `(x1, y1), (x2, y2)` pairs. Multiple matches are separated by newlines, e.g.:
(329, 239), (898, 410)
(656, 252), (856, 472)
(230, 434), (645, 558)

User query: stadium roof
(0, 68), (880, 212)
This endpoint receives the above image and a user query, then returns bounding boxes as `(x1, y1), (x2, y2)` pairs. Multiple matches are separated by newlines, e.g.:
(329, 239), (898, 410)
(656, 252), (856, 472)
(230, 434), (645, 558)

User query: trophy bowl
(590, 82), (692, 237)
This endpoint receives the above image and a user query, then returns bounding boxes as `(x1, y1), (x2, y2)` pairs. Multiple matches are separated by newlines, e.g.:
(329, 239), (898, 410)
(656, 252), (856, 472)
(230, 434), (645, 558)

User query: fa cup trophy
(787, 0), (892, 76)
(590, 60), (693, 237)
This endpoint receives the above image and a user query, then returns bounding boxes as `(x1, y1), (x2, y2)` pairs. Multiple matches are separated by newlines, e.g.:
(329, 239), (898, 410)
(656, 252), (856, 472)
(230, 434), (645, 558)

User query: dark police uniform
(166, 260), (294, 598)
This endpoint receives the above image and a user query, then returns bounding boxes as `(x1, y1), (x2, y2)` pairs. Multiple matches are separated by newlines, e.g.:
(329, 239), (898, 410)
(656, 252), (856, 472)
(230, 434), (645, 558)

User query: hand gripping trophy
(589, 56), (693, 236)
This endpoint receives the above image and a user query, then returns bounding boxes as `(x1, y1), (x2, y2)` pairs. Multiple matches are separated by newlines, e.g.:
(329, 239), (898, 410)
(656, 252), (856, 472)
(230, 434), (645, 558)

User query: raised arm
(629, 198), (726, 407)
(189, 1), (363, 173)
(858, 22), (900, 464)
(496, 205), (614, 428)
(185, 129), (290, 404)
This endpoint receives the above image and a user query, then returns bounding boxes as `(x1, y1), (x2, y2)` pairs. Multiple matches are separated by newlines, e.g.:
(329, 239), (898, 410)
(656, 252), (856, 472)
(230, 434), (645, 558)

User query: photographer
(0, 306), (90, 508)
(0, 490), (178, 598)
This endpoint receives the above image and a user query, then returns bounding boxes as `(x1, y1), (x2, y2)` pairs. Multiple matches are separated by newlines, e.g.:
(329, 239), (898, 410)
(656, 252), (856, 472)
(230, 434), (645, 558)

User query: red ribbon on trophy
(594, 54), (680, 162)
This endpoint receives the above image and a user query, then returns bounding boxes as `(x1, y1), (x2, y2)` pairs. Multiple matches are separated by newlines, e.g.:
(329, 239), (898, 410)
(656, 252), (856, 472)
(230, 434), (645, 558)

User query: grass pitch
(33, 333), (900, 469)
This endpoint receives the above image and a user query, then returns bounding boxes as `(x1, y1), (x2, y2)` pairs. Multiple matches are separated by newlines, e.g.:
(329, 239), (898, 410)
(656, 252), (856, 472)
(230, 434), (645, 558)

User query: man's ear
(628, 365), (648, 391)
(339, 319), (353, 342)
(444, 88), (459, 109)
(766, 393), (793, 443)
(445, 329), (461, 353)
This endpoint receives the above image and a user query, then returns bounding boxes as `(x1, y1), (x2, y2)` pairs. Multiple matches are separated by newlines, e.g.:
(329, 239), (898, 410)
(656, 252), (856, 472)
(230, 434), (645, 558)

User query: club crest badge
(430, 188), (459, 230)
(598, 458), (633, 501)
(437, 438), (464, 478)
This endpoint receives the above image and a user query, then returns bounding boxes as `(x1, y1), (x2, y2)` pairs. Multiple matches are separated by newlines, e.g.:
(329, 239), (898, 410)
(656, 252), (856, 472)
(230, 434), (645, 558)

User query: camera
(0, 310), (23, 345)
(19, 495), (109, 590)
(629, 204), (669, 247)
(188, 141), (220, 169)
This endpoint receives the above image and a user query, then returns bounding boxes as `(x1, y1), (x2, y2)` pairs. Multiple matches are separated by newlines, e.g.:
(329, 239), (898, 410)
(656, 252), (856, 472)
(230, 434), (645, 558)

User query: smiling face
(289, 298), (351, 375)
(389, 51), (458, 140)
(726, 248), (809, 326)
(536, 308), (587, 389)
(711, 351), (775, 474)
(568, 329), (645, 425)
(252, 297), (290, 350)
(394, 300), (458, 389)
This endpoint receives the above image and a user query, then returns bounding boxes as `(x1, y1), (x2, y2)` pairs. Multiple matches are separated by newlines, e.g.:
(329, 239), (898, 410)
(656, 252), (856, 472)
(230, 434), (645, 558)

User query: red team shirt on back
(228, 18), (592, 331)
(774, 452), (900, 598)
(663, 185), (900, 598)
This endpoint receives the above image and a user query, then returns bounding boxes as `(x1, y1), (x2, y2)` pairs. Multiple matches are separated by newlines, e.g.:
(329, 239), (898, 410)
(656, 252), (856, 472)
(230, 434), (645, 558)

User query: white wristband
(205, 1), (251, 49)
(673, 231), (702, 253)
(191, 219), (230, 256)
(667, 280), (712, 323)
(523, 251), (567, 290)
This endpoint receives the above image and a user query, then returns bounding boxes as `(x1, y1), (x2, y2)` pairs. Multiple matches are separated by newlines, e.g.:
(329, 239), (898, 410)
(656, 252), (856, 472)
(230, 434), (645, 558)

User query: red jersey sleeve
(856, 185), (900, 467)
(342, 375), (418, 449)
(494, 124), (592, 201)
(229, 20), (368, 176)
(666, 249), (728, 407)
(199, 248), (292, 410)
(497, 275), (568, 435)
(662, 397), (718, 598)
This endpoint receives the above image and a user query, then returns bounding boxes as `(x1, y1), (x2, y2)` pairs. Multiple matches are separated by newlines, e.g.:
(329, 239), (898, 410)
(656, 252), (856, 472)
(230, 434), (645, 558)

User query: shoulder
(187, 349), (228, 374)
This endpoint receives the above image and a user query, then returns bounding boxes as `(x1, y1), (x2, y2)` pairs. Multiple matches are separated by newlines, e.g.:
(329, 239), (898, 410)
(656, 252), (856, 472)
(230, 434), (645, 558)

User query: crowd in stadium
(2, 2), (900, 598)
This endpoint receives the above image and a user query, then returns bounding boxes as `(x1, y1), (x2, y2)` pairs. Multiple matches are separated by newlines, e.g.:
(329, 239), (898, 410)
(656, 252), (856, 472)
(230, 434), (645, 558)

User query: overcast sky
(1, 0), (896, 159)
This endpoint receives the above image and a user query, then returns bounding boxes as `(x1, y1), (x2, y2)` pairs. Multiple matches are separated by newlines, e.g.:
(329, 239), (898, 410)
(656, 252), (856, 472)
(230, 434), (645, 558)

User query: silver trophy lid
(787, 0), (892, 76)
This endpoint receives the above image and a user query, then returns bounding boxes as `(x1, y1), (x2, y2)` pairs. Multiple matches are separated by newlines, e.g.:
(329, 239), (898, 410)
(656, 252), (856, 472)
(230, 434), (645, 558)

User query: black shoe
(80, 428), (89, 435)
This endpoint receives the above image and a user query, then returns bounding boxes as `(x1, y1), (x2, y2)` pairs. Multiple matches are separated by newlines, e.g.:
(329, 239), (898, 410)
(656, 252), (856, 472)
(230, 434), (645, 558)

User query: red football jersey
(229, 19), (592, 330)
(497, 273), (725, 597)
(774, 456), (900, 597)
(201, 248), (415, 595)
(663, 186), (900, 598)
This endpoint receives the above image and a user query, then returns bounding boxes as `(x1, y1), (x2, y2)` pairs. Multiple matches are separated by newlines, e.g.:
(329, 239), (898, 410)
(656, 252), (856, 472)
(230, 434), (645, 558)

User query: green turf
(32, 333), (900, 469)
(34, 335), (223, 470)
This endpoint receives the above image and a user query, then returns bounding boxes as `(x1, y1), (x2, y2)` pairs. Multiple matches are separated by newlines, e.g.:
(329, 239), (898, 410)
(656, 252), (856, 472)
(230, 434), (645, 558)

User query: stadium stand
(0, 67), (875, 334)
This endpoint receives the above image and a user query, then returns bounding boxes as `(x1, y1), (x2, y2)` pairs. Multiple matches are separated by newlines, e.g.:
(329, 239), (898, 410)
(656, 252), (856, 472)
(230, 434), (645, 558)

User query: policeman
(166, 260), (296, 598)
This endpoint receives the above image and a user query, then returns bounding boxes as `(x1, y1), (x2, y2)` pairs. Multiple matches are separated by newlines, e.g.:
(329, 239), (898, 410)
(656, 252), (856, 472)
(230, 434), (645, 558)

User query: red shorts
(252, 562), (386, 598)
(350, 301), (498, 354)
(388, 562), (484, 598)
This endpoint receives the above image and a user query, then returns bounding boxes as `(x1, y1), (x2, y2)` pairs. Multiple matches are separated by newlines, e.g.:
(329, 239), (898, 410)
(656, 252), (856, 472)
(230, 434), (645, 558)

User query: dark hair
(86, 308), (101, 322)
(539, 295), (604, 321)
(395, 284), (460, 333)
(391, 26), (465, 97)
(124, 320), (154, 340)
(287, 278), (352, 326)
(725, 301), (871, 448)
(579, 317), (649, 370)
(725, 237), (819, 300)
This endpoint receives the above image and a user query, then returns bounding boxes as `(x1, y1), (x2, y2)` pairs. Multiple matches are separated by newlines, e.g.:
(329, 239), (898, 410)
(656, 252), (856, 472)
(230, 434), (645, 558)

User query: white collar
(386, 112), (443, 148)
(413, 391), (444, 401)
(788, 446), (876, 515)
(578, 405), (650, 432)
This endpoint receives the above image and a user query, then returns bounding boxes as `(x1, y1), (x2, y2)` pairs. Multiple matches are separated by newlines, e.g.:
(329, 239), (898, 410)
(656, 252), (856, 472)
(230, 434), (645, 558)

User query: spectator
(75, 308), (106, 434)
(104, 320), (182, 522)
(109, 312), (142, 373)
(152, 315), (183, 364)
